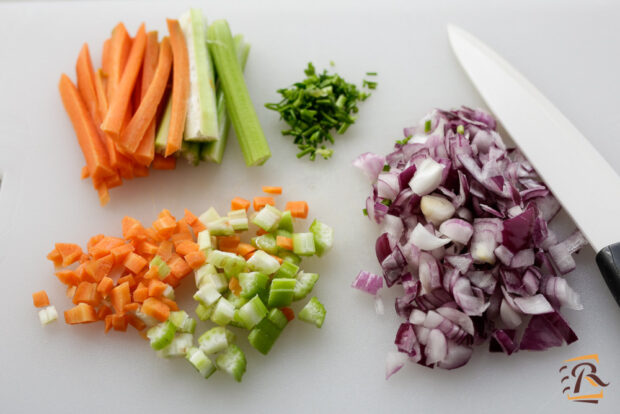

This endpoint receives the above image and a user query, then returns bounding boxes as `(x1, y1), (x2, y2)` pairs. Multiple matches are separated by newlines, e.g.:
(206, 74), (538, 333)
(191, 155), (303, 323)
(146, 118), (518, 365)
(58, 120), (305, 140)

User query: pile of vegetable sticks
(59, 10), (270, 206)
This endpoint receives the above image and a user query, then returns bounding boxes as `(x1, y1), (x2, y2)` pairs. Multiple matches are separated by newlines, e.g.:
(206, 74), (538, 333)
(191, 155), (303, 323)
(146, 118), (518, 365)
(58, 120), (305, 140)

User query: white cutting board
(1, 0), (619, 413)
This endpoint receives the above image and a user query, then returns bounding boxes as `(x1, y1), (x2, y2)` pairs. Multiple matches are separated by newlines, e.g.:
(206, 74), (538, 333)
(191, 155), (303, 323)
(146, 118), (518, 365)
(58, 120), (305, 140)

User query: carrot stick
(165, 19), (189, 156)
(59, 74), (115, 182)
(262, 186), (282, 195)
(81, 166), (89, 179)
(276, 235), (293, 251)
(152, 154), (176, 170)
(120, 37), (172, 154)
(94, 70), (109, 125)
(105, 23), (132, 110)
(102, 23), (147, 138)
(75, 44), (101, 128)
(101, 38), (111, 77)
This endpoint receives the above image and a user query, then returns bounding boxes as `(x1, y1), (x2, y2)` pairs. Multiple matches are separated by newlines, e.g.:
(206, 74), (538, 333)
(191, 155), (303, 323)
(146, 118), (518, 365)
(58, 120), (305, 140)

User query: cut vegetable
(309, 219), (334, 257)
(165, 19), (190, 156)
(267, 278), (296, 308)
(186, 347), (216, 378)
(252, 204), (282, 231)
(215, 344), (246, 382)
(298, 297), (326, 328)
(293, 272), (319, 301)
(237, 295), (268, 329)
(38, 306), (58, 326)
(198, 326), (235, 354)
(147, 320), (176, 350)
(292, 233), (316, 256)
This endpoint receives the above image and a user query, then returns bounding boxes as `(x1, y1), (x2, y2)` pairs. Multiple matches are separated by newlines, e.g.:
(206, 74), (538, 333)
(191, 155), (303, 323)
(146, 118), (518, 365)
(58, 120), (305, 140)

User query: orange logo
(560, 354), (610, 404)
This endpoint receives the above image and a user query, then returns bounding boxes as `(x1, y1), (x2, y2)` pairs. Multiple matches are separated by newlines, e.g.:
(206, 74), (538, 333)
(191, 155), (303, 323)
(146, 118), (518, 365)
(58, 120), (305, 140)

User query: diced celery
(136, 309), (159, 327)
(198, 326), (235, 355)
(252, 205), (282, 231)
(276, 229), (293, 239)
(248, 318), (282, 355)
(268, 308), (289, 330)
(207, 217), (234, 236)
(162, 284), (175, 300)
(199, 207), (220, 225)
(181, 141), (201, 166)
(238, 271), (269, 299)
(207, 250), (246, 276)
(195, 263), (218, 287)
(200, 271), (229, 292)
(309, 219), (334, 257)
(279, 250), (302, 266)
(225, 291), (248, 309)
(169, 311), (196, 334)
(298, 297), (326, 328)
(197, 229), (212, 252)
(195, 303), (214, 321)
(216, 344), (247, 382)
(38, 306), (58, 326)
(154, 95), (173, 153)
(193, 283), (221, 307)
(157, 333), (194, 358)
(293, 233), (316, 256)
(180, 9), (219, 142)
(273, 261), (299, 279)
(268, 278), (296, 308)
(237, 295), (268, 329)
(247, 250), (280, 275)
(252, 233), (277, 255)
(211, 297), (235, 326)
(293, 272), (320, 301)
(149, 255), (171, 279)
(186, 347), (217, 379)
(208, 19), (271, 167)
(228, 209), (249, 231)
(278, 210), (294, 233)
(147, 321), (176, 350)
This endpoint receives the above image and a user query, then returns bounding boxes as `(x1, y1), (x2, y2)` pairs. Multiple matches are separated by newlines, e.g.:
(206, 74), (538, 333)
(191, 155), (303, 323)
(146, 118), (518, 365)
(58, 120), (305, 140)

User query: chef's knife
(447, 24), (620, 307)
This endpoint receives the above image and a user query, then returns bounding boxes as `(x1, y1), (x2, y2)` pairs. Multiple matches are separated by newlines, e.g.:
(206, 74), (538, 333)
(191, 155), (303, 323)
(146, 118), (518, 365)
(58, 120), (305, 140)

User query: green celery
(278, 210), (294, 232)
(309, 219), (334, 257)
(268, 278), (296, 308)
(268, 308), (289, 330)
(154, 95), (173, 153)
(199, 207), (220, 225)
(237, 295), (268, 329)
(197, 229), (213, 252)
(195, 303), (214, 321)
(157, 333), (194, 358)
(195, 263), (217, 287)
(216, 344), (247, 382)
(207, 250), (246, 275)
(206, 217), (234, 236)
(279, 250), (301, 266)
(210, 297), (235, 326)
(207, 20), (271, 166)
(252, 233), (278, 255)
(225, 291), (248, 309)
(181, 141), (201, 166)
(293, 232), (316, 256)
(298, 297), (326, 328)
(247, 250), (280, 275)
(198, 326), (235, 355)
(149, 255), (170, 279)
(293, 272), (319, 301)
(238, 271), (269, 299)
(227, 209), (249, 231)
(169, 311), (196, 334)
(252, 204), (282, 231)
(273, 261), (299, 279)
(248, 318), (282, 355)
(186, 347), (216, 378)
(193, 283), (221, 307)
(147, 321), (176, 350)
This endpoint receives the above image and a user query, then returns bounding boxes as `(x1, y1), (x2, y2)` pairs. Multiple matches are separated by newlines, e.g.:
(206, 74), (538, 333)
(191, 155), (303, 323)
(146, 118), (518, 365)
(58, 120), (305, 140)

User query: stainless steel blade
(447, 24), (620, 252)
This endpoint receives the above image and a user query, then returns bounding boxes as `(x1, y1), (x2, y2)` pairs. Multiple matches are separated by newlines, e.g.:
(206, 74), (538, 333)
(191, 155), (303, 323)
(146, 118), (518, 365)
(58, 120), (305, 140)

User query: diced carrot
(161, 297), (179, 312)
(32, 290), (50, 308)
(165, 19), (190, 157)
(231, 197), (251, 211)
(56, 269), (81, 286)
(276, 236), (293, 251)
(141, 297), (170, 322)
(75, 263), (88, 282)
(270, 254), (284, 264)
(229, 277), (241, 297)
(183, 209), (199, 225)
(156, 240), (174, 262)
(110, 243), (134, 265)
(87, 234), (105, 251)
(58, 74), (115, 182)
(97, 184), (111, 206)
(148, 279), (167, 297)
(72, 282), (100, 306)
(102, 23), (147, 138)
(122, 216), (147, 241)
(152, 154), (177, 169)
(111, 314), (128, 332)
(120, 36), (172, 154)
(236, 243), (256, 258)
(117, 274), (137, 289)
(253, 196), (275, 211)
(81, 165), (90, 179)
(285, 201), (309, 219)
(79, 253), (90, 264)
(96, 276), (115, 298)
(104, 172), (123, 189)
(97, 305), (113, 321)
(184, 251), (206, 270)
(46, 248), (63, 267)
(135, 240), (158, 256)
(262, 186), (282, 195)
(90, 236), (125, 259)
(168, 254), (192, 278)
(123, 302), (140, 313)
(256, 228), (268, 236)
(104, 314), (114, 333)
(86, 254), (115, 282)
(153, 215), (177, 239)
(174, 240), (199, 256)
(133, 164), (150, 177)
(65, 303), (97, 324)
(280, 307), (295, 321)
(133, 285), (149, 303)
(244, 251), (255, 261)
(126, 313), (146, 331)
(110, 281), (131, 314)
(184, 209), (206, 234)
(163, 274), (181, 288)
(217, 235), (240, 252)
(123, 252), (147, 274)
(174, 218), (193, 239)
(55, 243), (84, 267)
(66, 285), (77, 299)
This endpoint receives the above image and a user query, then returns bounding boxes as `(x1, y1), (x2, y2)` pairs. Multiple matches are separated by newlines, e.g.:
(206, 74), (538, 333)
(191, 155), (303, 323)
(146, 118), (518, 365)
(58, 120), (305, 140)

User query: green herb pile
(265, 63), (376, 160)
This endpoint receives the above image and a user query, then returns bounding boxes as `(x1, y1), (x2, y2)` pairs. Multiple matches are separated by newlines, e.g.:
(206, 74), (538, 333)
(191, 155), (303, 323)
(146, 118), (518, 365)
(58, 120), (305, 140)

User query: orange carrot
(88, 234), (105, 250)
(133, 164), (149, 177)
(167, 254), (192, 279)
(156, 240), (174, 262)
(236, 243), (256, 258)
(110, 281), (131, 313)
(123, 302), (140, 313)
(81, 166), (90, 179)
(135, 240), (158, 256)
(276, 235), (294, 251)
(55, 243), (83, 267)
(161, 297), (179, 311)
(184, 209), (206, 235)
(117, 274), (137, 289)
(127, 313), (146, 331)
(174, 240), (199, 256)
(172, 218), (193, 241)
(270, 254), (284, 264)
(256, 228), (268, 236)
(133, 285), (149, 303)
(97, 305), (113, 321)
(148, 279), (167, 297)
(58, 74), (115, 182)
(151, 154), (176, 169)
(90, 236), (125, 259)
(72, 282), (100, 306)
(64, 303), (97, 324)
(152, 214), (177, 239)
(102, 23), (147, 138)
(141, 297), (170, 322)
(46, 248), (63, 266)
(55, 270), (81, 286)
(122, 216), (147, 240)
(105, 23), (132, 100)
(123, 252), (148, 274)
(96, 276), (115, 298)
(104, 314), (114, 333)
(164, 19), (189, 156)
(253, 196), (275, 211)
(66, 285), (77, 299)
(217, 235), (240, 252)
(110, 243), (134, 265)
(231, 197), (251, 211)
(262, 186), (282, 195)
(32, 291), (50, 308)
(285, 201), (309, 219)
(143, 265), (158, 280)
(184, 250), (206, 269)
(121, 36), (172, 154)
(90, 254), (116, 282)
(75, 43), (102, 133)
(94, 69), (108, 121)
(280, 307), (295, 321)
(244, 251), (256, 261)
(111, 314), (128, 331)
(229, 277), (241, 297)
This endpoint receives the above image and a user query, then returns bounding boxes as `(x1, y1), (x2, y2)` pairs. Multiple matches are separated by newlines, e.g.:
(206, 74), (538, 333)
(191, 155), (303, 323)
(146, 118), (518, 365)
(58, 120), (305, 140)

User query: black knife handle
(596, 242), (620, 307)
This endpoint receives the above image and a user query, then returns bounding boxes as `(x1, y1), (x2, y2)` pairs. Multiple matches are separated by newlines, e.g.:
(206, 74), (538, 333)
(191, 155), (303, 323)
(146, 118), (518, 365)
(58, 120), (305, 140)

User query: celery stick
(181, 141), (201, 166)
(207, 20), (271, 166)
(180, 9), (219, 142)
(155, 95), (173, 154)
(202, 35), (251, 163)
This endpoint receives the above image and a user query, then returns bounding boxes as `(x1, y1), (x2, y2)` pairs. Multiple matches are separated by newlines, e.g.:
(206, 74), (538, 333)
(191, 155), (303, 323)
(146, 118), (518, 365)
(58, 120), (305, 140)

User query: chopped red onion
(438, 218), (474, 244)
(411, 223), (450, 251)
(351, 270), (383, 296)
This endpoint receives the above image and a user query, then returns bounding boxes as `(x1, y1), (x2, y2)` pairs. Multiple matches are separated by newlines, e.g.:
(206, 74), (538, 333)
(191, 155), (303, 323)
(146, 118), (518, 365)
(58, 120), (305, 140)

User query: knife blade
(447, 24), (620, 306)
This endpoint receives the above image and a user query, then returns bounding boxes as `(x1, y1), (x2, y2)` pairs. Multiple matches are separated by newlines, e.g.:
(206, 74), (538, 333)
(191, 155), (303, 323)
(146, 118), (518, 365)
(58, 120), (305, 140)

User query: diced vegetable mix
(59, 10), (268, 206)
(42, 187), (333, 382)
